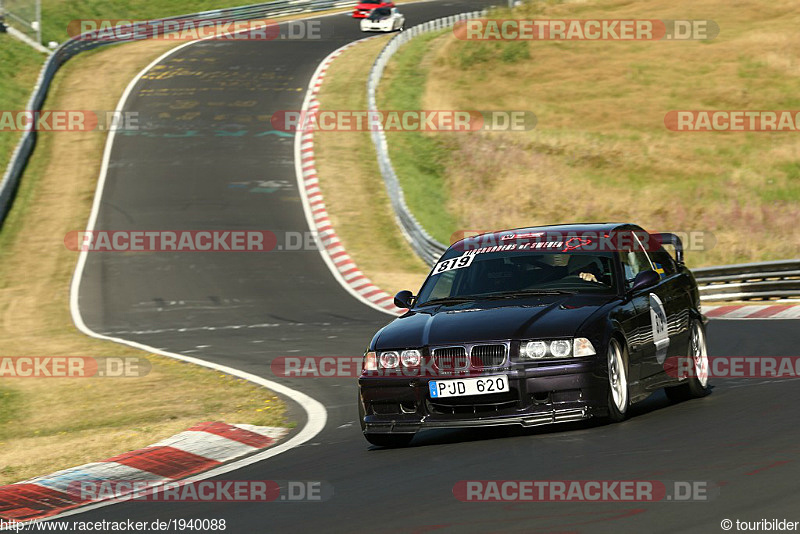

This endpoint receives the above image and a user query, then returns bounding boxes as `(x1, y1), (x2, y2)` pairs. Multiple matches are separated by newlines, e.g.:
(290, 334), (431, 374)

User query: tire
(606, 337), (629, 422)
(666, 320), (710, 401)
(364, 433), (414, 448)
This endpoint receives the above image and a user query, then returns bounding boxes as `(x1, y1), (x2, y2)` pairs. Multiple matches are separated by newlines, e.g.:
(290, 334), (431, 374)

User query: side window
(648, 247), (677, 278)
(619, 238), (654, 287)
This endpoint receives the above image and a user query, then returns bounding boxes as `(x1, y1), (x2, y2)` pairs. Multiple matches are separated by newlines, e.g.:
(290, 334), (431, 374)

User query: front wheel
(606, 338), (629, 422)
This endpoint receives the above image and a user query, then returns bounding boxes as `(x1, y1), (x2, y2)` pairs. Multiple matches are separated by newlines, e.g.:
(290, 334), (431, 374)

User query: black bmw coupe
(358, 223), (710, 447)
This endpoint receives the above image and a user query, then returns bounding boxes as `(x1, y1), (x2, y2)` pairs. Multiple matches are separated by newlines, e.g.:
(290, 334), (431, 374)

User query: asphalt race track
(72, 2), (800, 532)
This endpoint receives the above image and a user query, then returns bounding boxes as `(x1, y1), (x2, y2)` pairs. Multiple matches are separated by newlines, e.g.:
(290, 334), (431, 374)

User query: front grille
(471, 344), (507, 368)
(432, 346), (469, 372)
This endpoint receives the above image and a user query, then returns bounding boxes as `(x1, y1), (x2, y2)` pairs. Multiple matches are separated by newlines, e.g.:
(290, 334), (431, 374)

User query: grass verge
(377, 31), (460, 246)
(381, 0), (800, 267)
(12, 0), (280, 44)
(0, 37), (288, 485)
(314, 36), (432, 295)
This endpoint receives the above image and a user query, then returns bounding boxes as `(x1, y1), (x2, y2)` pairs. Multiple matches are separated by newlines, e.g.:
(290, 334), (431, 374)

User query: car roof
(449, 222), (646, 249)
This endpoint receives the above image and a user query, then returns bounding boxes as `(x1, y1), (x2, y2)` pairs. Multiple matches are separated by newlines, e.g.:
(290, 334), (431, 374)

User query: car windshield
(368, 7), (391, 18)
(362, 0), (382, 4)
(416, 247), (619, 305)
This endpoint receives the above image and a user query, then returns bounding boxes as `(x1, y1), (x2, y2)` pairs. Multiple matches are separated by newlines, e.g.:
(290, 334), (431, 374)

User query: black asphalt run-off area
(73, 1), (800, 532)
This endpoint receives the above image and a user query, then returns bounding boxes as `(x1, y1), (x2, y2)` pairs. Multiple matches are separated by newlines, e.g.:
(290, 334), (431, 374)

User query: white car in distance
(360, 7), (405, 32)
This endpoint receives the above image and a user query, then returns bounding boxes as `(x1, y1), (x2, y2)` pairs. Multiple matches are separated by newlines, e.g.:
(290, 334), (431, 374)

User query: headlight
(550, 340), (571, 358)
(379, 351), (400, 368)
(401, 349), (421, 367)
(522, 341), (547, 359)
(363, 351), (377, 371)
(519, 338), (595, 360)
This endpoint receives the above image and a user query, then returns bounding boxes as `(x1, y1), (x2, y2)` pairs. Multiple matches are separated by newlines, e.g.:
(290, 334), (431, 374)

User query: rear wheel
(606, 338), (629, 422)
(665, 321), (710, 401)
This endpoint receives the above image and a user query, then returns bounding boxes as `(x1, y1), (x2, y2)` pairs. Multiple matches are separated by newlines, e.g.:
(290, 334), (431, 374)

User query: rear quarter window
(648, 248), (678, 277)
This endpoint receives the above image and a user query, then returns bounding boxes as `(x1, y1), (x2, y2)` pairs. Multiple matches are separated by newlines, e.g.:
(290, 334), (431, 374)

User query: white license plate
(428, 376), (509, 398)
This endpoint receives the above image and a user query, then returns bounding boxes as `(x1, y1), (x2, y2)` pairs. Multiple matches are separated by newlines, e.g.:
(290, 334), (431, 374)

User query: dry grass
(0, 363), (285, 484)
(0, 38), (287, 485)
(407, 0), (800, 267)
(313, 36), (432, 295)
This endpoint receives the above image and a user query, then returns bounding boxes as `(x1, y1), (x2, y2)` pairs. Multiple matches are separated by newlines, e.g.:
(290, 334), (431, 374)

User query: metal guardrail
(694, 260), (800, 301)
(0, 0), (357, 226)
(366, 12), (485, 265)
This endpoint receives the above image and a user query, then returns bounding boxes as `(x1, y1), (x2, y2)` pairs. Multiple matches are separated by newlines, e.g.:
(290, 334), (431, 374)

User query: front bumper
(359, 360), (607, 434)
(352, 10), (370, 18)
(361, 24), (391, 31)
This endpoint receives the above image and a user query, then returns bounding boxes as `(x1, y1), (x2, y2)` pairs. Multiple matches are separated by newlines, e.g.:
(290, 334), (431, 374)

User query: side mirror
(630, 270), (660, 293)
(394, 290), (415, 309)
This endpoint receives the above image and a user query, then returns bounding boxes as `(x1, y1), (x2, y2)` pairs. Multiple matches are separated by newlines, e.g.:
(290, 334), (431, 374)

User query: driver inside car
(566, 255), (607, 284)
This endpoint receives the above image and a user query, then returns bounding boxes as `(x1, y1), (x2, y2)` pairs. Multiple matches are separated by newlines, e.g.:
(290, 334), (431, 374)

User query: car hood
(366, 15), (390, 21)
(374, 294), (617, 349)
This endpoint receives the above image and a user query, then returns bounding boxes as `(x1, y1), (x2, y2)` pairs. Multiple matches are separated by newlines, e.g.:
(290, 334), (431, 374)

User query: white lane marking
(47, 0), (441, 522)
(61, 15), (348, 522)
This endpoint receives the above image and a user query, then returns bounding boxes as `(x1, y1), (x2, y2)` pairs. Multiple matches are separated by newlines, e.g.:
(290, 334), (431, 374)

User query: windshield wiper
(417, 296), (477, 306)
(482, 289), (577, 299)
